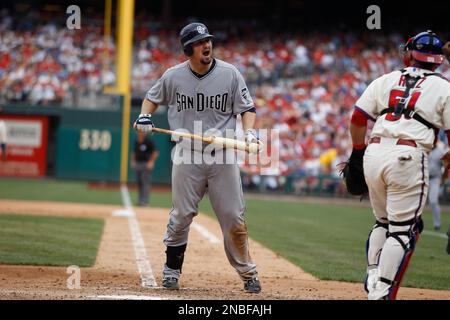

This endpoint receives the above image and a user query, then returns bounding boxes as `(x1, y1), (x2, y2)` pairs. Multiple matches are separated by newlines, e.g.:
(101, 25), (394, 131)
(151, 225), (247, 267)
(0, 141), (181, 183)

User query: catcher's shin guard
(166, 243), (187, 273)
(379, 218), (423, 300)
(364, 220), (388, 293)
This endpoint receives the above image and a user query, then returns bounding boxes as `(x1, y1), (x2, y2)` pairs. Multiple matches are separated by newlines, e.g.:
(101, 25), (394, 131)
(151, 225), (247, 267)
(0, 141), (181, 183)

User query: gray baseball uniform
(428, 143), (446, 229)
(146, 58), (258, 281)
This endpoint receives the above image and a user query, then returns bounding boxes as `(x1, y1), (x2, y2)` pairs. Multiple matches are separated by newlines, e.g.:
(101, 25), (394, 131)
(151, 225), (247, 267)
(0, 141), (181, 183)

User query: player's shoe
(162, 277), (180, 290)
(244, 277), (261, 294)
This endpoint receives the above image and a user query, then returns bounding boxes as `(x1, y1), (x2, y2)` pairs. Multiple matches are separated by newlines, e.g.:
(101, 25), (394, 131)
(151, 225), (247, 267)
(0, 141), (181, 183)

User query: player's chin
(200, 55), (212, 65)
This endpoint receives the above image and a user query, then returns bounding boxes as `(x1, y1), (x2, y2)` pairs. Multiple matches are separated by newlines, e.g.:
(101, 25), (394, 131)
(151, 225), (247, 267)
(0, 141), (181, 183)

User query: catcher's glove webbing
(339, 148), (368, 196)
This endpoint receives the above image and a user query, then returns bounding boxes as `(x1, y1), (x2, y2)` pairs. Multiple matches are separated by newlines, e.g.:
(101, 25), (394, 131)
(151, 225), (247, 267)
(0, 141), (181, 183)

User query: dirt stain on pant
(230, 220), (251, 261)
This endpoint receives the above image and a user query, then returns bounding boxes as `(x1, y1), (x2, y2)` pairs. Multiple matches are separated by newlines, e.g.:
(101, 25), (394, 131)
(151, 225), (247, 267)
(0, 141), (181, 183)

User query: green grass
(0, 178), (449, 290)
(0, 178), (123, 205)
(198, 197), (450, 291)
(0, 178), (172, 207)
(0, 214), (104, 267)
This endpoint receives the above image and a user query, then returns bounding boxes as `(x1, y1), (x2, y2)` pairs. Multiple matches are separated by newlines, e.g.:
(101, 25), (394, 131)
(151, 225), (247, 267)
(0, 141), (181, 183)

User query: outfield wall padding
(1, 105), (172, 184)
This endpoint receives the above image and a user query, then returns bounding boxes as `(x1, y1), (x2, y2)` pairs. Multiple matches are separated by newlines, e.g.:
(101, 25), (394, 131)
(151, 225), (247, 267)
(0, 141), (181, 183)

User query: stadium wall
(0, 104), (172, 184)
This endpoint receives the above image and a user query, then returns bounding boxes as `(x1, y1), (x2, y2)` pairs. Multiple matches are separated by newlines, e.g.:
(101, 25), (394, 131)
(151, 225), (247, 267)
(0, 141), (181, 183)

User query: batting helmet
(179, 22), (214, 56)
(399, 30), (445, 66)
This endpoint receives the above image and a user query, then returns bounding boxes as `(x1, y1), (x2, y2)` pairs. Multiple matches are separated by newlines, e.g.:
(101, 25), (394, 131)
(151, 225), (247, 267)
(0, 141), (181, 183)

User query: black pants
(135, 162), (152, 205)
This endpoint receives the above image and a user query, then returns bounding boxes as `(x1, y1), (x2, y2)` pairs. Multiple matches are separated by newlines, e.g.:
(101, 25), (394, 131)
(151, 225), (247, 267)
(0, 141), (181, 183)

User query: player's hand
(146, 161), (155, 170)
(134, 114), (155, 132)
(337, 147), (368, 196)
(245, 129), (259, 144)
(245, 129), (263, 153)
(443, 42), (450, 62)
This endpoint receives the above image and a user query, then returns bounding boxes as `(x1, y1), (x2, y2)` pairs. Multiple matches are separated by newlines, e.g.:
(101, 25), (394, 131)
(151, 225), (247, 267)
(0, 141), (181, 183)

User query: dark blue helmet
(400, 30), (444, 65)
(179, 22), (214, 56)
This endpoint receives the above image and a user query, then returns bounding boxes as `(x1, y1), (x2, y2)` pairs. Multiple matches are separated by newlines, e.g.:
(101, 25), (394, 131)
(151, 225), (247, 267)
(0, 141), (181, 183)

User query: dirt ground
(0, 199), (449, 300)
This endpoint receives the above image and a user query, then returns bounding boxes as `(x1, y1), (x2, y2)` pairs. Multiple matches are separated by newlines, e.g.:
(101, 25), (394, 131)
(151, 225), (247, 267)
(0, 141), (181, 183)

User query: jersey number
(385, 89), (422, 122)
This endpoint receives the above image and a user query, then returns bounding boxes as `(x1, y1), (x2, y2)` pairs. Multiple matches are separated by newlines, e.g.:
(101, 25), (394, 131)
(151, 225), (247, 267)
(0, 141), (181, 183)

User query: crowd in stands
(1, 9), (449, 194)
(0, 9), (115, 106)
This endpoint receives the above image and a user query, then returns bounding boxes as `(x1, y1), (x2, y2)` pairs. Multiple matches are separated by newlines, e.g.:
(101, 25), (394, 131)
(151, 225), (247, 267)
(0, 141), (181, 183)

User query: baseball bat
(134, 124), (259, 154)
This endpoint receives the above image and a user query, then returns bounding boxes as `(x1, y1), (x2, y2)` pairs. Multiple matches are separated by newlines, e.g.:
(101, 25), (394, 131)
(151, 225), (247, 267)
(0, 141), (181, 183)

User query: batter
(134, 22), (261, 293)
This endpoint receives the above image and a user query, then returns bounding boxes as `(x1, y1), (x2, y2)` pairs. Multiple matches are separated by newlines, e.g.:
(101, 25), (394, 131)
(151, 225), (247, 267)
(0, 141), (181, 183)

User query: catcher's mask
(179, 22), (214, 56)
(399, 30), (445, 66)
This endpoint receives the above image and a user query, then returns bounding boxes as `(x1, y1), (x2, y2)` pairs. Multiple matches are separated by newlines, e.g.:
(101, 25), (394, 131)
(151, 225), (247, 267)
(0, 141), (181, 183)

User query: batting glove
(245, 129), (258, 144)
(245, 129), (263, 153)
(134, 114), (155, 132)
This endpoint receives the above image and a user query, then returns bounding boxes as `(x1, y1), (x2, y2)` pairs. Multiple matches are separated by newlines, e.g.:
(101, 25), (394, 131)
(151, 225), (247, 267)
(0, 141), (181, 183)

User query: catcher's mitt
(338, 148), (368, 196)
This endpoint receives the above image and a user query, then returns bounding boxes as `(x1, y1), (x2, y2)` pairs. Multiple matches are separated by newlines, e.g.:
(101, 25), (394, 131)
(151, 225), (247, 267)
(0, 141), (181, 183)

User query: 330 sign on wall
(79, 129), (112, 151)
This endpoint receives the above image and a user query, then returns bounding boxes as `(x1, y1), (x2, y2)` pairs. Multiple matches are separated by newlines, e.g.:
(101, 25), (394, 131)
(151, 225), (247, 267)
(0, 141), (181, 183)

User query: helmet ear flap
(183, 44), (193, 56)
(183, 37), (213, 56)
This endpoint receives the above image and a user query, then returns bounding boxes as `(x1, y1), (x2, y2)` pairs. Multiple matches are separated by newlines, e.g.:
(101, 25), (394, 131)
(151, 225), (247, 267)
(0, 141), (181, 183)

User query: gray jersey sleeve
(429, 146), (446, 178)
(232, 69), (254, 115)
(145, 71), (169, 106)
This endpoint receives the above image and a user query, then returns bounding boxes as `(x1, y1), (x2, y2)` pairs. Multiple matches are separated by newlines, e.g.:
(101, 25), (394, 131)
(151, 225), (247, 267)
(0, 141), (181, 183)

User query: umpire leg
(135, 163), (146, 205)
(140, 166), (151, 206)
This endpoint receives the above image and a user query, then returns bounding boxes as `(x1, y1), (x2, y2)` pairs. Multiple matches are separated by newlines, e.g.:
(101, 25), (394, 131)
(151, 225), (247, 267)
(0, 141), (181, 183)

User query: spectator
(2, 10), (450, 193)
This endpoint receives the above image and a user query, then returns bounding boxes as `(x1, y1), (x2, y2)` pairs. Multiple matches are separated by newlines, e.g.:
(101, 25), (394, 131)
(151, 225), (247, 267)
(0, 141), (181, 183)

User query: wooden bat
(134, 124), (260, 154)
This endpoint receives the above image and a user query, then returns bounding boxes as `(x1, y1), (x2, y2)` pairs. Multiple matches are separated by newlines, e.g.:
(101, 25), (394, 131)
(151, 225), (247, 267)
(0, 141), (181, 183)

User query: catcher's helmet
(179, 22), (214, 56)
(400, 30), (445, 66)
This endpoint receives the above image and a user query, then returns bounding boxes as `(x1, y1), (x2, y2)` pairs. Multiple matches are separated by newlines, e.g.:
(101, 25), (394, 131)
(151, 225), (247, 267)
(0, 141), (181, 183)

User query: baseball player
(134, 22), (262, 293)
(349, 30), (450, 300)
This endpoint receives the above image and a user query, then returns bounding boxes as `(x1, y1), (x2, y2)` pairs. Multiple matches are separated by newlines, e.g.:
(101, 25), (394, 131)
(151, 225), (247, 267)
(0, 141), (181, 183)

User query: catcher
(343, 31), (450, 300)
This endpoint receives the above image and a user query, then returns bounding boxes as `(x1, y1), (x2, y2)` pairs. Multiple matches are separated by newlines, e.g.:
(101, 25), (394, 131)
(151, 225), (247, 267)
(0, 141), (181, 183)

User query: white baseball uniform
(355, 66), (450, 299)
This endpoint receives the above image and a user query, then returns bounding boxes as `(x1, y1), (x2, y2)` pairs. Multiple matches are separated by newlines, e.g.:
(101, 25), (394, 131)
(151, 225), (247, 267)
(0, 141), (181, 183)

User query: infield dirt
(0, 200), (449, 300)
